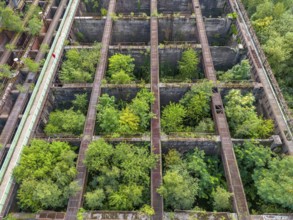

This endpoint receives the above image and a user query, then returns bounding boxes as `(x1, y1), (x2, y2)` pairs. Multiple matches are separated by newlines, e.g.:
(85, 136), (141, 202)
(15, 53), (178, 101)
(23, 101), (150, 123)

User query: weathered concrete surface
(158, 0), (193, 13)
(199, 0), (228, 17)
(161, 136), (221, 155)
(73, 18), (232, 45)
(79, 0), (228, 17)
(73, 18), (105, 42)
(112, 20), (150, 44)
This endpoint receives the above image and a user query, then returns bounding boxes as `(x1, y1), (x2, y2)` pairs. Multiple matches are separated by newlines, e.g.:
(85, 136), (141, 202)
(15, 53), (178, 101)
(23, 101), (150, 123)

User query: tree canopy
(96, 88), (154, 135)
(13, 140), (78, 211)
(84, 139), (157, 210)
(235, 141), (293, 213)
(161, 80), (215, 133)
(218, 59), (251, 81)
(242, 0), (293, 112)
(60, 43), (101, 83)
(225, 89), (274, 138)
(178, 49), (200, 79)
(158, 148), (229, 211)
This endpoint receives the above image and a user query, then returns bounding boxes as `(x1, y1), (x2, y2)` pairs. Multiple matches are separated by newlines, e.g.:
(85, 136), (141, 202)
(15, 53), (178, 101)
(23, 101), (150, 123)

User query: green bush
(0, 3), (23, 32)
(96, 89), (154, 135)
(107, 53), (135, 83)
(218, 59), (251, 81)
(178, 49), (200, 79)
(60, 43), (101, 83)
(162, 80), (214, 133)
(13, 140), (78, 211)
(23, 58), (39, 72)
(225, 89), (274, 138)
(0, 64), (13, 80)
(158, 149), (228, 211)
(84, 139), (157, 210)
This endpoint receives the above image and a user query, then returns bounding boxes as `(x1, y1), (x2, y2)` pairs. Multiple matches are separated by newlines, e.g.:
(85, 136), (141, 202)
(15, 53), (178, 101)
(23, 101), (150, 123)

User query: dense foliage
(242, 0), (293, 111)
(13, 140), (78, 211)
(96, 88), (154, 135)
(107, 53), (135, 84)
(27, 6), (43, 36)
(218, 59), (251, 81)
(0, 64), (13, 80)
(161, 49), (201, 82)
(158, 149), (230, 211)
(235, 141), (293, 213)
(225, 89), (274, 138)
(60, 43), (101, 83)
(84, 139), (157, 210)
(0, 2), (23, 32)
(178, 49), (200, 80)
(44, 94), (87, 136)
(161, 80), (215, 133)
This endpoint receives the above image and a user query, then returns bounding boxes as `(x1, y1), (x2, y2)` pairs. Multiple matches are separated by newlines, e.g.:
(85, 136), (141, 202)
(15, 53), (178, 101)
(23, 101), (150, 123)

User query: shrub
(13, 140), (78, 211)
(178, 49), (200, 79)
(84, 139), (157, 210)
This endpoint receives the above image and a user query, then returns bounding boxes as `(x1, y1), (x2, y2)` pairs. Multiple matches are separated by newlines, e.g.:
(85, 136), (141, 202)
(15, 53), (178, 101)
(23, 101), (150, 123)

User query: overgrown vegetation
(158, 149), (230, 211)
(44, 94), (88, 136)
(0, 64), (13, 80)
(160, 49), (202, 82)
(218, 59), (251, 81)
(59, 43), (101, 83)
(13, 140), (79, 211)
(27, 5), (43, 36)
(96, 88), (154, 135)
(224, 89), (274, 138)
(84, 139), (157, 210)
(161, 80), (215, 134)
(106, 53), (150, 83)
(242, 0), (293, 111)
(107, 53), (134, 84)
(235, 141), (293, 213)
(0, 2), (23, 32)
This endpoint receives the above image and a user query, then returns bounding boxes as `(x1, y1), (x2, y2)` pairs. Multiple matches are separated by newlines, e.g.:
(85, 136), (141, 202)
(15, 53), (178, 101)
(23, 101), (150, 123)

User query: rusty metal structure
(65, 0), (116, 219)
(150, 0), (163, 219)
(0, 0), (292, 219)
(192, 0), (249, 218)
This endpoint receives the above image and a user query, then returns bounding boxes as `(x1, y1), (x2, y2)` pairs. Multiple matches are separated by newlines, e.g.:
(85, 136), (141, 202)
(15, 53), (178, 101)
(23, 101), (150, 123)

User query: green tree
(13, 140), (77, 211)
(253, 157), (293, 210)
(157, 170), (198, 210)
(72, 93), (88, 114)
(28, 16), (43, 36)
(84, 139), (114, 173)
(161, 103), (186, 133)
(109, 184), (143, 210)
(212, 187), (232, 211)
(44, 109), (85, 136)
(60, 44), (101, 83)
(23, 58), (39, 72)
(118, 107), (140, 134)
(128, 89), (155, 131)
(225, 90), (273, 138)
(178, 49), (199, 79)
(85, 189), (105, 210)
(0, 3), (23, 32)
(97, 107), (120, 133)
(107, 53), (135, 78)
(218, 59), (251, 81)
(84, 139), (156, 210)
(0, 64), (13, 80)
(110, 70), (133, 84)
(180, 80), (213, 125)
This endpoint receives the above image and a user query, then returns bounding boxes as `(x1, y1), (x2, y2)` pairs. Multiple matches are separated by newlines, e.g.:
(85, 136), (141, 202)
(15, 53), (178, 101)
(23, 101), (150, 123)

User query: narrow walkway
(192, 0), (250, 219)
(150, 0), (163, 219)
(65, 0), (116, 219)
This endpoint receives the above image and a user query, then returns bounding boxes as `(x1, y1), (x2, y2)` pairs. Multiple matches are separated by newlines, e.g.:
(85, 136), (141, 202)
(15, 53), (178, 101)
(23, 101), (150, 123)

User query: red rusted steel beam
(150, 0), (163, 219)
(65, 1), (116, 219)
(192, 0), (250, 219)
